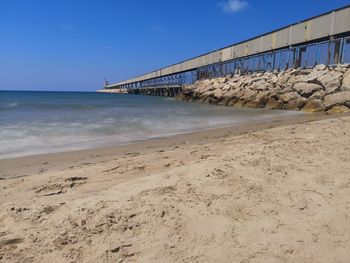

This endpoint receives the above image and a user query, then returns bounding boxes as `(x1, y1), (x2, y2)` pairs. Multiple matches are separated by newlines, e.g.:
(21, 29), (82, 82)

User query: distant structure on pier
(104, 79), (109, 87)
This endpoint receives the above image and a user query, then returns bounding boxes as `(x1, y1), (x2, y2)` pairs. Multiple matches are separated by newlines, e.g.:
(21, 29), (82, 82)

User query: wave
(0, 102), (19, 109)
(0, 102), (114, 111)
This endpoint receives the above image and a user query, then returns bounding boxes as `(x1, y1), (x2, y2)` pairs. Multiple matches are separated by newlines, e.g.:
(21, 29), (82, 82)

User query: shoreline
(1, 113), (350, 262)
(0, 111), (345, 180)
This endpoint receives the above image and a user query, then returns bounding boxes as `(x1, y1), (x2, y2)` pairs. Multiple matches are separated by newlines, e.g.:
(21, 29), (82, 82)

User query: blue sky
(0, 0), (349, 91)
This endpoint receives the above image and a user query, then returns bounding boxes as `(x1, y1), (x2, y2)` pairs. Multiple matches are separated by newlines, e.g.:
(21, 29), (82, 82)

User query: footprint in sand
(33, 177), (88, 196)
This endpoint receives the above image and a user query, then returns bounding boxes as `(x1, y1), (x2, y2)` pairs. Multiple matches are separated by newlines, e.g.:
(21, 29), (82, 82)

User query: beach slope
(1, 116), (350, 262)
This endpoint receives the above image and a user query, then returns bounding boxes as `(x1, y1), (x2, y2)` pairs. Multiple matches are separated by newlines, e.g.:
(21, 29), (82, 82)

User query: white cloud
(218, 0), (248, 13)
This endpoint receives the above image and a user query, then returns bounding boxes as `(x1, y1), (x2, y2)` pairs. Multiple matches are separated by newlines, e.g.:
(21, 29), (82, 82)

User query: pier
(106, 5), (350, 96)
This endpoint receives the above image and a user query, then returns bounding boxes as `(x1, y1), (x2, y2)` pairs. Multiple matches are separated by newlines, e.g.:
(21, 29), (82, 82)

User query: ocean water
(0, 91), (302, 159)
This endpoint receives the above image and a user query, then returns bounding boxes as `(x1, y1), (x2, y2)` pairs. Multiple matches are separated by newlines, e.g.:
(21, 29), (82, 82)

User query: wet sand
(1, 113), (350, 262)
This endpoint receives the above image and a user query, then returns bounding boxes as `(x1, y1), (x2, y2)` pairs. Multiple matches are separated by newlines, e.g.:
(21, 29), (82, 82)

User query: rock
(285, 75), (303, 89)
(265, 98), (284, 109)
(323, 92), (350, 108)
(182, 89), (193, 96)
(227, 98), (239, 106)
(245, 91), (269, 108)
(217, 97), (232, 106)
(234, 100), (246, 108)
(213, 89), (224, 99)
(327, 105), (350, 114)
(279, 92), (300, 103)
(334, 64), (349, 73)
(309, 90), (326, 100)
(314, 64), (327, 71)
(300, 70), (327, 83)
(341, 69), (350, 92)
(255, 82), (273, 91)
(317, 71), (342, 91)
(276, 74), (290, 86)
(201, 90), (214, 98)
(241, 88), (258, 101)
(302, 99), (326, 112)
(293, 82), (322, 97)
(271, 75), (279, 83)
(222, 84), (231, 91)
(292, 68), (312, 76)
(203, 79), (211, 85)
(286, 95), (307, 110)
(177, 65), (350, 113)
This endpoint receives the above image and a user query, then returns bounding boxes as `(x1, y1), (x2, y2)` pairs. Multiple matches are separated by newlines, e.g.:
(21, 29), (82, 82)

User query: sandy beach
(1, 113), (350, 263)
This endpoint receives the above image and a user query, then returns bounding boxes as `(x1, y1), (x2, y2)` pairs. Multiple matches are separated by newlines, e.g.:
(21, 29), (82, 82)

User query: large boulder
(327, 105), (350, 114)
(213, 89), (225, 99)
(222, 84), (231, 91)
(334, 64), (349, 73)
(293, 82), (323, 97)
(323, 92), (350, 109)
(317, 71), (342, 93)
(202, 95), (218, 104)
(309, 90), (326, 100)
(314, 64), (327, 71)
(182, 88), (193, 96)
(300, 70), (327, 83)
(234, 100), (246, 108)
(302, 99), (326, 112)
(245, 91), (270, 108)
(227, 97), (239, 106)
(276, 74), (291, 86)
(341, 69), (350, 92)
(217, 97), (232, 106)
(279, 92), (300, 102)
(279, 91), (306, 109)
(253, 82), (273, 91)
(265, 98), (284, 109)
(241, 88), (258, 101)
(286, 95), (307, 110)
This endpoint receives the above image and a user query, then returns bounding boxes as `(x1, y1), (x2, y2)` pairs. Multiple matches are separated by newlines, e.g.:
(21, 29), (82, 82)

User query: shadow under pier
(127, 85), (183, 97)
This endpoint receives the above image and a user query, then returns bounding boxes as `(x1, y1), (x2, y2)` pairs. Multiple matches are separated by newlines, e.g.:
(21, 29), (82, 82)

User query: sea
(0, 91), (303, 160)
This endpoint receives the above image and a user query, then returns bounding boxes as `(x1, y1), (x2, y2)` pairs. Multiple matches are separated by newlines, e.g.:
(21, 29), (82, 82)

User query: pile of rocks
(97, 88), (128, 94)
(178, 64), (350, 113)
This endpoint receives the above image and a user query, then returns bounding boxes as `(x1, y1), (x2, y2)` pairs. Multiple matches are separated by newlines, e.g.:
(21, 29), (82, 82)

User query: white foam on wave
(0, 102), (19, 109)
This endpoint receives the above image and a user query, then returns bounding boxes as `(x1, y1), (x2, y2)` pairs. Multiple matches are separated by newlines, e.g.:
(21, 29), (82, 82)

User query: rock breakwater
(178, 64), (350, 113)
(97, 88), (128, 94)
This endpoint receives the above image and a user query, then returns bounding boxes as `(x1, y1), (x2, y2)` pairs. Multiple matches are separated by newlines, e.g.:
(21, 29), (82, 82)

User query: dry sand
(1, 114), (350, 263)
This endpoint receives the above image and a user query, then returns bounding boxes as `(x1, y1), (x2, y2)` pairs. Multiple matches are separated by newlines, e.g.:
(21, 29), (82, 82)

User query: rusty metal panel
(334, 8), (350, 35)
